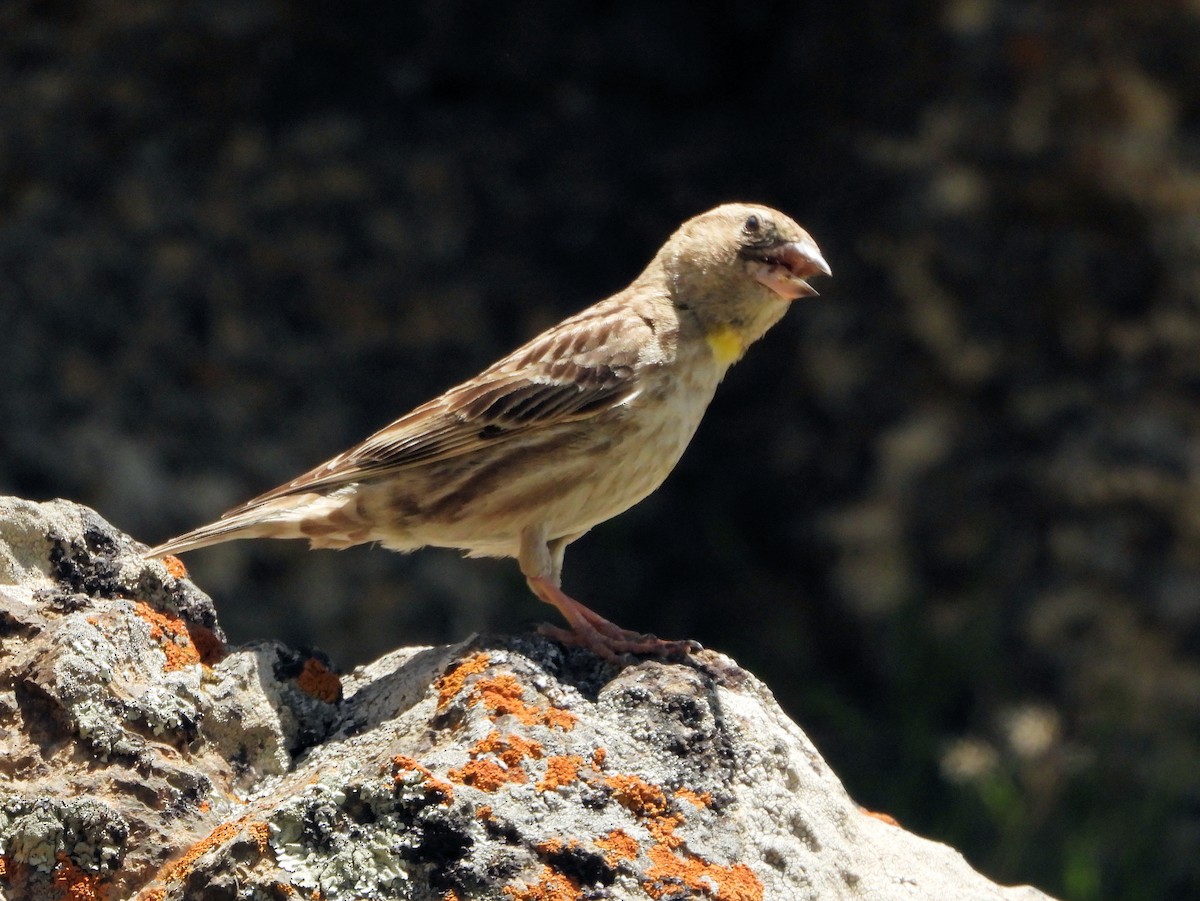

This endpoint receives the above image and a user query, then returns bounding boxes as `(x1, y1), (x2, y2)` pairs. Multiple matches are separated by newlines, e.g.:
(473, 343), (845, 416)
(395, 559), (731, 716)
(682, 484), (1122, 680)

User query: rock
(0, 497), (1055, 900)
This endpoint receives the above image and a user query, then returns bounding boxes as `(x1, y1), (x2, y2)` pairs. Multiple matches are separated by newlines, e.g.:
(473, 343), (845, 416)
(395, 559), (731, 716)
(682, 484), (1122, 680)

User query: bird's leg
(519, 529), (699, 663)
(542, 533), (640, 639)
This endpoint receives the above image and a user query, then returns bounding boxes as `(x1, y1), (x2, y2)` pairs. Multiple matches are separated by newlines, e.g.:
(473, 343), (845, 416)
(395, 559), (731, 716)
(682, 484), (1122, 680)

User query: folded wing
(219, 299), (651, 519)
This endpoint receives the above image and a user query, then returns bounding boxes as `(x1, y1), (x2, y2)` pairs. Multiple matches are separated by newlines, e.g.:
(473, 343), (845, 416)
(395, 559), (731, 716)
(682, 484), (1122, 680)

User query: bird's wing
(221, 299), (656, 517)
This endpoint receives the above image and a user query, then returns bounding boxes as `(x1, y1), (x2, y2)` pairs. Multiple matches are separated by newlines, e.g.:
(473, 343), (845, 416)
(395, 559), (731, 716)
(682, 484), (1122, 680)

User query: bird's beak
(748, 235), (832, 300)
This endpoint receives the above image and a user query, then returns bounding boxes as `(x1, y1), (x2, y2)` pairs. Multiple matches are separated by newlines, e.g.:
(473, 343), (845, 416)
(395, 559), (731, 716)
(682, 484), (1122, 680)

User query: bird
(148, 203), (830, 662)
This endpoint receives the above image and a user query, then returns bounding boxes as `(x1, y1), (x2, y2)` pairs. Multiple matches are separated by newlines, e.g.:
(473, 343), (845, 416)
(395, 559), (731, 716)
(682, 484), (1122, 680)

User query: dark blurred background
(3, 2), (1199, 898)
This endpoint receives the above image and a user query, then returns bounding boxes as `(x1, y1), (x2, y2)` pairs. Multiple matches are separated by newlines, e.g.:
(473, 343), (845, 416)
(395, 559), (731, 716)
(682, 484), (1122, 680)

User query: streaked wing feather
(221, 300), (649, 517)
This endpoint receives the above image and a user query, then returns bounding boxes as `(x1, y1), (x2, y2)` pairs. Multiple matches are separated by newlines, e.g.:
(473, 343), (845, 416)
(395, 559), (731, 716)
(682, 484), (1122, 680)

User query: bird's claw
(526, 575), (699, 664)
(537, 622), (699, 664)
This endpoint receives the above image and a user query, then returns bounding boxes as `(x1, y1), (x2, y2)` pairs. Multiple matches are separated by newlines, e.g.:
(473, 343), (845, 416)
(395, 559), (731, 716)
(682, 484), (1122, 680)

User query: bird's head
(652, 203), (831, 362)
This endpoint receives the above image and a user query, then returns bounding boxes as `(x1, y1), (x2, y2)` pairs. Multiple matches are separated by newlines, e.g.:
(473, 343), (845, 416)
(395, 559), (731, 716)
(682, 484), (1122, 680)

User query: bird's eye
(743, 215), (760, 234)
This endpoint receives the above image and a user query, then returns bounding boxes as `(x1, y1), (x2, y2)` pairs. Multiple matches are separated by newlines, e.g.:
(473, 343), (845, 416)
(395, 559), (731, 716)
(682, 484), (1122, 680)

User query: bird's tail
(146, 511), (302, 558)
(145, 492), (347, 558)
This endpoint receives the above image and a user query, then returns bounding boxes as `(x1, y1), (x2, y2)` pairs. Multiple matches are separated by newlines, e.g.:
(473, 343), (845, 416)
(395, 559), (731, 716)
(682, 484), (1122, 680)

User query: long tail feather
(146, 512), (308, 558)
(144, 492), (351, 558)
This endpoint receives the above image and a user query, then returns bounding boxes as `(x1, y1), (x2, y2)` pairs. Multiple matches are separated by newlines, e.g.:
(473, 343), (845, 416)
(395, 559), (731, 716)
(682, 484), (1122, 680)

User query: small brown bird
(149, 203), (830, 661)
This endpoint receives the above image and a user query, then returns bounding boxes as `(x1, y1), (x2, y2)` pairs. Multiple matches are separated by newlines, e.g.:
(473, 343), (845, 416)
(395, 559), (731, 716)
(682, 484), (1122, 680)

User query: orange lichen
(597, 772), (762, 899)
(503, 865), (583, 901)
(246, 821), (271, 853)
(473, 730), (544, 768)
(152, 819), (270, 886)
(604, 774), (670, 818)
(435, 654), (577, 731)
(675, 788), (713, 808)
(52, 854), (104, 901)
(591, 747), (607, 769)
(295, 658), (342, 703)
(435, 652), (491, 709)
(534, 837), (585, 860)
(592, 780), (764, 901)
(133, 602), (225, 670)
(448, 729), (552, 790)
(0, 855), (6, 878)
(471, 675), (533, 717)
(468, 675), (577, 731)
(645, 813), (685, 849)
(443, 891), (463, 901)
(161, 555), (189, 579)
(540, 706), (577, 730)
(163, 821), (238, 881)
(448, 758), (523, 791)
(644, 845), (763, 901)
(860, 807), (900, 827)
(391, 755), (454, 803)
(594, 829), (639, 865)
(537, 755), (584, 792)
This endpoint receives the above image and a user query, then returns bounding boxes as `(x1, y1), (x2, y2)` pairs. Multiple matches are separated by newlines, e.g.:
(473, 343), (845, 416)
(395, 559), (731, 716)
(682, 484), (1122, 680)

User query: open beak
(747, 234), (832, 300)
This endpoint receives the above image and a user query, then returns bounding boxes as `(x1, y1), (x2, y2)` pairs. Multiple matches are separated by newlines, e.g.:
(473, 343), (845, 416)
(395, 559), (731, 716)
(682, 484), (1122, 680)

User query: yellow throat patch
(706, 326), (745, 367)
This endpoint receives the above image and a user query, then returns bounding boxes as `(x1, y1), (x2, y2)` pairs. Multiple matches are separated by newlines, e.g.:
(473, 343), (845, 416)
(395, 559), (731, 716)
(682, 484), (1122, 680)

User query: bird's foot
(526, 576), (701, 664)
(536, 623), (699, 663)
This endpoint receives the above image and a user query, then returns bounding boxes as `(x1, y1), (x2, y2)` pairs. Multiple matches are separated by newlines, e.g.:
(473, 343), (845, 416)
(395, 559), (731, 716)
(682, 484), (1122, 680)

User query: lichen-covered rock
(0, 497), (1056, 900)
(0, 498), (338, 898)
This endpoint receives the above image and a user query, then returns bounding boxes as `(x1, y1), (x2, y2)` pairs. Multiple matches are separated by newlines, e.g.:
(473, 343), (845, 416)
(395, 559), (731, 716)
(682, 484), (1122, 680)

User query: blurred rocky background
(2, 2), (1198, 899)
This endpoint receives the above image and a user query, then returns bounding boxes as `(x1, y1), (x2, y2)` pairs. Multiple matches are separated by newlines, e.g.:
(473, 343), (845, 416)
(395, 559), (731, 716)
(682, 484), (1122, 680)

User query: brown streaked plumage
(148, 203), (830, 662)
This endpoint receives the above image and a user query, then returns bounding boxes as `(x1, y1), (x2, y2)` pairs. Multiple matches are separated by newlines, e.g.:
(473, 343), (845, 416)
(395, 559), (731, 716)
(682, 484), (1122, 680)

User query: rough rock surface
(0, 497), (1054, 901)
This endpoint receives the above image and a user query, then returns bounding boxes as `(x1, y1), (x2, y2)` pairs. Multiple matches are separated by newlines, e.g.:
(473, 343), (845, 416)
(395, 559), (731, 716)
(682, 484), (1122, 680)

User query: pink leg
(526, 575), (700, 663)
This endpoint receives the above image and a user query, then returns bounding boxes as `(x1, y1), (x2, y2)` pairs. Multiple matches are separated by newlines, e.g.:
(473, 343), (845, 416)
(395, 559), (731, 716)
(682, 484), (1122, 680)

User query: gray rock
(0, 497), (1055, 900)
